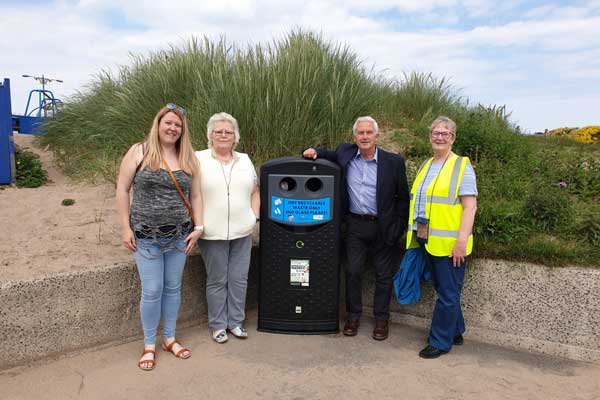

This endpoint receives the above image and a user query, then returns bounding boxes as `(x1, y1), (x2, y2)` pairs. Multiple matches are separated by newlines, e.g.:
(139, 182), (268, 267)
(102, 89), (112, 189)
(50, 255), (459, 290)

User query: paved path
(1, 310), (598, 400)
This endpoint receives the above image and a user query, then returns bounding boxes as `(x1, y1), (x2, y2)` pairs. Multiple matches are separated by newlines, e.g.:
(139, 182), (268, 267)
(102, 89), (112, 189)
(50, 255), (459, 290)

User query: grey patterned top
(130, 168), (193, 239)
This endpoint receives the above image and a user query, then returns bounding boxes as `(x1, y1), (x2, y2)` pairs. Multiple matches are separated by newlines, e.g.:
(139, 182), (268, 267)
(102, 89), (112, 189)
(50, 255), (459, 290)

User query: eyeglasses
(213, 130), (235, 137)
(430, 131), (453, 139)
(166, 103), (186, 116)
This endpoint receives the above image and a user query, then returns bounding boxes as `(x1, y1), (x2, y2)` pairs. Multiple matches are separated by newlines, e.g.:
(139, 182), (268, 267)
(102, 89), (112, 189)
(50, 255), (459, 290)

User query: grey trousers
(197, 234), (252, 331)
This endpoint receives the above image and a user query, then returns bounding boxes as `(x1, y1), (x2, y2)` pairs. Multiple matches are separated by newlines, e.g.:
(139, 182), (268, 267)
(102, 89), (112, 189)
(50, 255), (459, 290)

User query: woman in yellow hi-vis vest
(407, 116), (478, 359)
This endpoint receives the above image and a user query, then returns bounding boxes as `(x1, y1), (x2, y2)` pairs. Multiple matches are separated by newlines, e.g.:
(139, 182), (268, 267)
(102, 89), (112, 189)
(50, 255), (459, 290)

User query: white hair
(352, 116), (379, 135)
(206, 112), (241, 148)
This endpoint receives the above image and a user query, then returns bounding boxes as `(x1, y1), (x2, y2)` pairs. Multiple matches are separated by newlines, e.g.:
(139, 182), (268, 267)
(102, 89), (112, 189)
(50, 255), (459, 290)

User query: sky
(1, 0), (599, 133)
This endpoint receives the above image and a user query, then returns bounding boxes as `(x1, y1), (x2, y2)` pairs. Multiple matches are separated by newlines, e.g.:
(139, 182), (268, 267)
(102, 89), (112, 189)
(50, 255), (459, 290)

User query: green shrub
(392, 129), (430, 161)
(529, 138), (600, 201)
(452, 105), (527, 164)
(475, 157), (532, 201)
(576, 208), (600, 245)
(562, 158), (600, 200)
(524, 184), (573, 231)
(474, 200), (527, 244)
(14, 146), (48, 188)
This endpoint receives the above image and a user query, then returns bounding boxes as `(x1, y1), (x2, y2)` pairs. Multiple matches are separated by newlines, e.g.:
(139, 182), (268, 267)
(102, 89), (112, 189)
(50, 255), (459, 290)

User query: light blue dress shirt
(347, 148), (378, 216)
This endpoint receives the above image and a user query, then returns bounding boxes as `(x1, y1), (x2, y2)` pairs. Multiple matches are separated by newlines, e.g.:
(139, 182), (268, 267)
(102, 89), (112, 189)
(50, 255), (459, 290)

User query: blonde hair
(206, 112), (241, 149)
(139, 106), (198, 176)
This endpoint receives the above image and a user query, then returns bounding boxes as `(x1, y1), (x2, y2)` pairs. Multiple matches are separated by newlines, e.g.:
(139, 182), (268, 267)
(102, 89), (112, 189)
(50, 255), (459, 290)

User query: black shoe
(453, 335), (464, 346)
(419, 345), (448, 359)
(425, 334), (464, 345)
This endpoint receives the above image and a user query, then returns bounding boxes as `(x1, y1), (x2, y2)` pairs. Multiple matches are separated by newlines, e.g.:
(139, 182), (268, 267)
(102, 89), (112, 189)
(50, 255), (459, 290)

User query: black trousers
(345, 216), (397, 321)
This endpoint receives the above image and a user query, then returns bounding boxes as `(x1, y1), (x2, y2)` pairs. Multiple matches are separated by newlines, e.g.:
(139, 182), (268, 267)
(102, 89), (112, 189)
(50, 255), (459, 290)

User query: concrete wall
(0, 250), (259, 371)
(381, 259), (600, 363)
(1, 254), (598, 370)
(0, 257), (198, 370)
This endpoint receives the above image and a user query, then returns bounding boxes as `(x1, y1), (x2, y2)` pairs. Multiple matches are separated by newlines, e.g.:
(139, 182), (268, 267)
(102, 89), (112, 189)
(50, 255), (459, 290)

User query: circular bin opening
(305, 177), (323, 192)
(279, 177), (297, 192)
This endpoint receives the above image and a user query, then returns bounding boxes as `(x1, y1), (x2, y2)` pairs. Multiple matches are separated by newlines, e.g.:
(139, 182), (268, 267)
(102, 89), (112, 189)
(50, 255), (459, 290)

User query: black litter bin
(258, 156), (341, 334)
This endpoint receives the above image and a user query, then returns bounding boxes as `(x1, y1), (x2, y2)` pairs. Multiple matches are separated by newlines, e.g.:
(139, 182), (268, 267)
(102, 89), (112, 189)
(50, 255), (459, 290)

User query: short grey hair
(429, 116), (457, 136)
(206, 112), (241, 148)
(352, 116), (379, 135)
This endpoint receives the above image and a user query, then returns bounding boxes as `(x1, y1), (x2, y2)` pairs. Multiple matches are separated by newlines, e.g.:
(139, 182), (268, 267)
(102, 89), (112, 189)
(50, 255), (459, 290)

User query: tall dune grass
(42, 31), (390, 179)
(383, 72), (461, 127)
(42, 30), (520, 180)
(39, 30), (600, 266)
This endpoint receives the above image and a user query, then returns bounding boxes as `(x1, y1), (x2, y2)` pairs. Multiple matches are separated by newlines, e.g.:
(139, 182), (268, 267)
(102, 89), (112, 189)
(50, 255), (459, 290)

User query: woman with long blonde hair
(116, 103), (204, 370)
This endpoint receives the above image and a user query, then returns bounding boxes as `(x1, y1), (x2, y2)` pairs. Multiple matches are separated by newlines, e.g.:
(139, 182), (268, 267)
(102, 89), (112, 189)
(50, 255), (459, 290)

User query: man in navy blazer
(303, 116), (410, 340)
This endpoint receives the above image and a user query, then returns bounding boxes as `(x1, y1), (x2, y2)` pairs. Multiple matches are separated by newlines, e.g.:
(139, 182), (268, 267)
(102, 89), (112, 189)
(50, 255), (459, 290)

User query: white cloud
(525, 4), (598, 20)
(1, 0), (599, 132)
(344, 0), (457, 13)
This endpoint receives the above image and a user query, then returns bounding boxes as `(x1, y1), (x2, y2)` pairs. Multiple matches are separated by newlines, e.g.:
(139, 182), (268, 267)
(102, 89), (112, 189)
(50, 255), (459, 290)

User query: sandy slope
(0, 134), (131, 282)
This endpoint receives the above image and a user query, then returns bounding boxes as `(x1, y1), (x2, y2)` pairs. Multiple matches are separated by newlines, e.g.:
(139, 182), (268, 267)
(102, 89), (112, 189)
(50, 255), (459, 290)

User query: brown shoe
(343, 319), (360, 336)
(372, 320), (389, 340)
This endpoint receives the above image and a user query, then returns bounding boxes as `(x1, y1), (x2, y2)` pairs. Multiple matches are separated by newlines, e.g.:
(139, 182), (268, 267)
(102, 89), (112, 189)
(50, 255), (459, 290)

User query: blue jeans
(421, 245), (466, 352)
(134, 236), (187, 345)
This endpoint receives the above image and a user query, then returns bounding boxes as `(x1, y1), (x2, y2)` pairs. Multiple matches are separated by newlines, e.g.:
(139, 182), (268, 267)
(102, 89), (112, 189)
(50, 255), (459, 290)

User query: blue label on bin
(271, 196), (331, 224)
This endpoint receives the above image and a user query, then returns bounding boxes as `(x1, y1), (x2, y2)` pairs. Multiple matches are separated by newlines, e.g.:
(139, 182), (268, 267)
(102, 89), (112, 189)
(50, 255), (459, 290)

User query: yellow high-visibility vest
(406, 153), (473, 256)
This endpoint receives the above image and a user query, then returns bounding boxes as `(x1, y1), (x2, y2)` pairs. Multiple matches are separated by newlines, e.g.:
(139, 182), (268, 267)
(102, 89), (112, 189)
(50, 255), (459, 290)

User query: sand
(0, 133), (131, 282)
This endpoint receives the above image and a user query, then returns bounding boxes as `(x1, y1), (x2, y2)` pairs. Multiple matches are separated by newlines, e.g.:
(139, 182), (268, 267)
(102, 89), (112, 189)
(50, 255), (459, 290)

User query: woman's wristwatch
(194, 225), (204, 232)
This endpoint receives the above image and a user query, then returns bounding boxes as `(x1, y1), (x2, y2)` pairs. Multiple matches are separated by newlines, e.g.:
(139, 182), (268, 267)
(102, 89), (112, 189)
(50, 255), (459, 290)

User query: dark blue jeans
(420, 244), (466, 352)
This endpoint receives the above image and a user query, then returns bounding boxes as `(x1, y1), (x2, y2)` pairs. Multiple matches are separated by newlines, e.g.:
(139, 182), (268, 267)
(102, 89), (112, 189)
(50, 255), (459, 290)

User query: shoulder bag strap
(135, 143), (148, 173)
(163, 161), (195, 225)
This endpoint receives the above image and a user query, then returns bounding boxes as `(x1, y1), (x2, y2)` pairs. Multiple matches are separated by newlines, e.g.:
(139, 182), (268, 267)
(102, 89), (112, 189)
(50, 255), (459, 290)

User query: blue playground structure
(0, 79), (15, 184)
(14, 88), (62, 135)
(0, 77), (62, 184)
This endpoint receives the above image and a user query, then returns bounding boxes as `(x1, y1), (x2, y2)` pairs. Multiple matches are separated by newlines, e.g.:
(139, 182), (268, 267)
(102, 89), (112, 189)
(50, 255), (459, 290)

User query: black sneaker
(419, 345), (448, 359)
(453, 334), (464, 346)
(425, 334), (464, 345)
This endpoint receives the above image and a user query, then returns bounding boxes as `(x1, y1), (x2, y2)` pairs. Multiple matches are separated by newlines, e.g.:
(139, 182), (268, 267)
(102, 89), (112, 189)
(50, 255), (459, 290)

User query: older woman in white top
(196, 112), (260, 343)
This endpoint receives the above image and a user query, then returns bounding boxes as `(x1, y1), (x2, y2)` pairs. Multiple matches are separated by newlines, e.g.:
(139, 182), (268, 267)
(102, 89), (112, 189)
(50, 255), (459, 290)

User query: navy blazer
(316, 143), (410, 246)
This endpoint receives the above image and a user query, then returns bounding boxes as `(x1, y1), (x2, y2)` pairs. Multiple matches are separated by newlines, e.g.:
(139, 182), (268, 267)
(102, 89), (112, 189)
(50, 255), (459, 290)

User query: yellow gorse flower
(571, 126), (600, 144)
(546, 127), (574, 137)
(546, 126), (600, 144)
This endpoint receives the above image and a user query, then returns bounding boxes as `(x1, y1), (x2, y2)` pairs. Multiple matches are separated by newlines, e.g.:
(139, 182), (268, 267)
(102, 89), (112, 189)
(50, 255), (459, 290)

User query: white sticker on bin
(290, 259), (310, 287)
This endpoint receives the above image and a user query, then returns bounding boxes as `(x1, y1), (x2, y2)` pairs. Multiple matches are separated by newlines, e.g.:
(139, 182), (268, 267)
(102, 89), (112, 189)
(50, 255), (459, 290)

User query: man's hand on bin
(303, 148), (318, 160)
